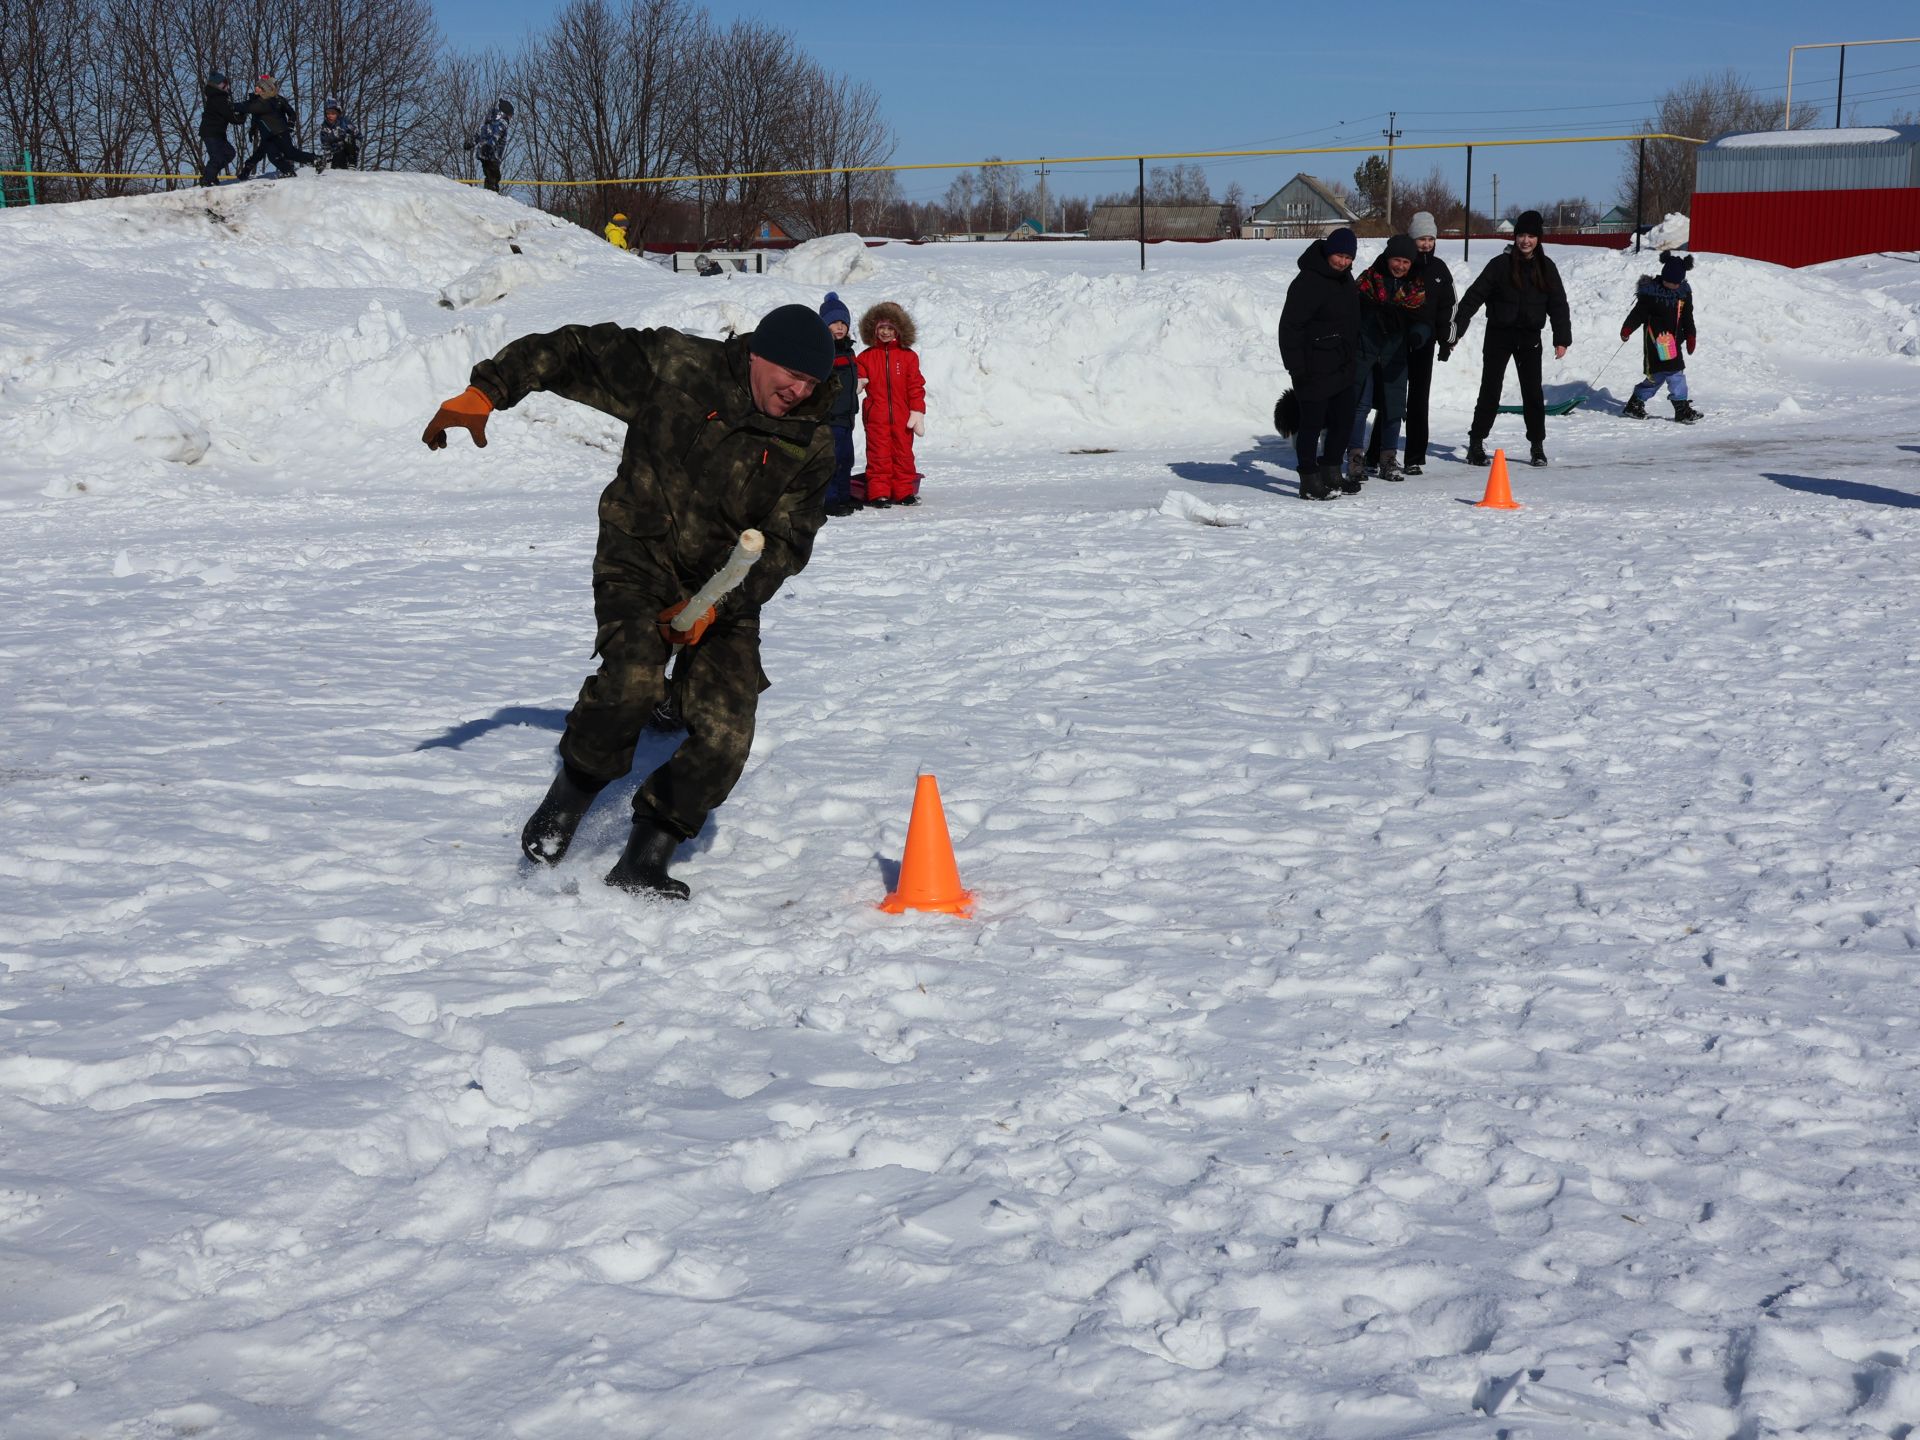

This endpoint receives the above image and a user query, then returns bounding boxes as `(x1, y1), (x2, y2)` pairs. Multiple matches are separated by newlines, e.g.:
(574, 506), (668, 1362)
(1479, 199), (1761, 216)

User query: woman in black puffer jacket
(1277, 226), (1361, 500)
(1451, 209), (1572, 467)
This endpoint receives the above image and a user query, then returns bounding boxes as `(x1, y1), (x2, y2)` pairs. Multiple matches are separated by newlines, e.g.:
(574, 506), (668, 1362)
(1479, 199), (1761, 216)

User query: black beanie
(1384, 234), (1418, 262)
(750, 304), (835, 382)
(1514, 210), (1544, 239)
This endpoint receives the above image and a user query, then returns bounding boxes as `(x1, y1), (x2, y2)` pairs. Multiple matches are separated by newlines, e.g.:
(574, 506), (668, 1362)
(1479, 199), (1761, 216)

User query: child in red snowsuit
(854, 301), (926, 506)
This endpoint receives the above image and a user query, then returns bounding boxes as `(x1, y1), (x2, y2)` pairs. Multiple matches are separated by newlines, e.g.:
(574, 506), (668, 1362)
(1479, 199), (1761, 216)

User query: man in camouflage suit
(421, 304), (838, 899)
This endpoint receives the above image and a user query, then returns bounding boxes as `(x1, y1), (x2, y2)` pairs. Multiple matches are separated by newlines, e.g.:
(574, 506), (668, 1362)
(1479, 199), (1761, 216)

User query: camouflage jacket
(470, 326), (836, 616)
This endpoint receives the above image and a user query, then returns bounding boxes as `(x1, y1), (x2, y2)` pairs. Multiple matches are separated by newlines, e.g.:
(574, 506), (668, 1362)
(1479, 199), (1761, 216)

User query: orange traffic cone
(1476, 449), (1522, 510)
(879, 774), (974, 916)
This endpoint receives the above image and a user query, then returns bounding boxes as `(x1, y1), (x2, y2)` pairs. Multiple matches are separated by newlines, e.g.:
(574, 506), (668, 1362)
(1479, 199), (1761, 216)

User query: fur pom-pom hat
(858, 301), (916, 348)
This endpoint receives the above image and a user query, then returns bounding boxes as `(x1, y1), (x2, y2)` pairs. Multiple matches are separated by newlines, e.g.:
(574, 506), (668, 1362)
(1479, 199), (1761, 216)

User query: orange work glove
(422, 385), (494, 450)
(656, 599), (717, 646)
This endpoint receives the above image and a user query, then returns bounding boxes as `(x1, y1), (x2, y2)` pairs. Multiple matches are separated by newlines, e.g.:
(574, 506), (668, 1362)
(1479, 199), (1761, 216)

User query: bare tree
(1622, 68), (1814, 217)
(782, 63), (893, 238)
(1145, 161), (1209, 204)
(942, 170), (976, 234)
(1392, 165), (1460, 232)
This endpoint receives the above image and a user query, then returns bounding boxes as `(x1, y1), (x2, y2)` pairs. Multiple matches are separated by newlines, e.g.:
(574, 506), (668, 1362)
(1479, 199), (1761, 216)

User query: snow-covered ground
(3, 175), (1920, 1439)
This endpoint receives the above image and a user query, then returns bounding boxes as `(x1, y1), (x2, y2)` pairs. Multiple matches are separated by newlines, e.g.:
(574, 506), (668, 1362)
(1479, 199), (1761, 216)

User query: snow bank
(2, 174), (1918, 500)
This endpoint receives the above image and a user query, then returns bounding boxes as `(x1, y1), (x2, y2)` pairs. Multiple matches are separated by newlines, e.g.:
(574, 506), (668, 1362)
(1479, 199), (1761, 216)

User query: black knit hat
(1384, 234), (1418, 262)
(1325, 227), (1358, 257)
(750, 304), (835, 382)
(1514, 210), (1544, 239)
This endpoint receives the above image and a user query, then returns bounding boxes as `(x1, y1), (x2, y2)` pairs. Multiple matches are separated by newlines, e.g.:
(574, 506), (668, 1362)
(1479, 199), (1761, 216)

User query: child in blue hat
(819, 292), (858, 515)
(1619, 253), (1700, 423)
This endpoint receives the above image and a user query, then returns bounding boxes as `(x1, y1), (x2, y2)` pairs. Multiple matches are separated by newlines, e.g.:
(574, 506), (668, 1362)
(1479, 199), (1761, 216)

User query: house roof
(1086, 204), (1230, 240)
(1250, 173), (1359, 224)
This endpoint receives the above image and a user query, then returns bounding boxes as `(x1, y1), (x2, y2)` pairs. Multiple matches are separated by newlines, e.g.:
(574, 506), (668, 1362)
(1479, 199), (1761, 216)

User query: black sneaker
(896, 494), (919, 506)
(1403, 463), (1423, 476)
(1465, 439), (1490, 467)
(1528, 444), (1549, 467)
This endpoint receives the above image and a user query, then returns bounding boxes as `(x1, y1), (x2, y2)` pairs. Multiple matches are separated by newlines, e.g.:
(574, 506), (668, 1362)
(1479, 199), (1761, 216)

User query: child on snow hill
(468, 99), (514, 193)
(234, 76), (316, 179)
(854, 301), (926, 508)
(315, 100), (360, 171)
(820, 292), (859, 516)
(1619, 253), (1700, 424)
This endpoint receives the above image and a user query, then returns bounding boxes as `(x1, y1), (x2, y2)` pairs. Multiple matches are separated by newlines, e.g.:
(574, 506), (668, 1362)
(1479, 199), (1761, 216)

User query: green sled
(1497, 395), (1585, 416)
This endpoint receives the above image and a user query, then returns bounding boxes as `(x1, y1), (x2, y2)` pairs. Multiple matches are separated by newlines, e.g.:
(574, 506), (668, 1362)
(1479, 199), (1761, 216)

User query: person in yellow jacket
(604, 213), (628, 250)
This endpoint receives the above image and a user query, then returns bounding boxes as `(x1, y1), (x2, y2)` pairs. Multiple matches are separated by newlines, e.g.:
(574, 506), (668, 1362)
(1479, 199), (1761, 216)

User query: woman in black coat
(1451, 209), (1572, 467)
(1277, 226), (1361, 500)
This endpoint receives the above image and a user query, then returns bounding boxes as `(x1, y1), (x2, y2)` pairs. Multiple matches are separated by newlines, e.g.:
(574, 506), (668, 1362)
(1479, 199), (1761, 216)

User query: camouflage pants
(557, 581), (769, 840)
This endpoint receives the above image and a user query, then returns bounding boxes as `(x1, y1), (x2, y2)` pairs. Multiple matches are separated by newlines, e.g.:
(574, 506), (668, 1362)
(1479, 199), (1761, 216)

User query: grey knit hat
(1408, 211), (1438, 240)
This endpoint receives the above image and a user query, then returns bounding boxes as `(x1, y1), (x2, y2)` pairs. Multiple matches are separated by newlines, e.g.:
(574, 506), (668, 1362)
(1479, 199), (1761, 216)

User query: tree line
(0, 0), (894, 243)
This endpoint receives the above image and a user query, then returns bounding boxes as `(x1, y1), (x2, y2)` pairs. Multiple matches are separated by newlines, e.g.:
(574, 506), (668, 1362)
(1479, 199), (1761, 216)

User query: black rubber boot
(1621, 396), (1647, 419)
(1671, 399), (1701, 424)
(1465, 437), (1489, 466)
(520, 765), (608, 865)
(1298, 467), (1328, 501)
(1529, 443), (1549, 467)
(1317, 464), (1342, 499)
(604, 815), (691, 900)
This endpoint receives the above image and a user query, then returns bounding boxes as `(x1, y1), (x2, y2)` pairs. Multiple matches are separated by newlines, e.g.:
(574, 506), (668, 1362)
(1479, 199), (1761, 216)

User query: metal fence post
(24, 150), (35, 205)
(1634, 137), (1645, 253)
(1137, 156), (1145, 271)
(1463, 144), (1472, 265)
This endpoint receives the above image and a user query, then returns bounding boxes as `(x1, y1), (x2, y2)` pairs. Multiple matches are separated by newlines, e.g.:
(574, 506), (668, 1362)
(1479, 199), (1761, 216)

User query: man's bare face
(749, 354), (818, 417)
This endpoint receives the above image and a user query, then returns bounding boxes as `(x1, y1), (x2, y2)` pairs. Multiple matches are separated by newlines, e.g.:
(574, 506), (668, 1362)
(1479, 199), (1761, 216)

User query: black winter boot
(1297, 467), (1327, 501)
(1621, 396), (1647, 419)
(1465, 437), (1490, 467)
(520, 764), (609, 865)
(1671, 398), (1701, 424)
(604, 813), (691, 899)
(1528, 443), (1549, 467)
(1341, 449), (1366, 493)
(1316, 464), (1341, 500)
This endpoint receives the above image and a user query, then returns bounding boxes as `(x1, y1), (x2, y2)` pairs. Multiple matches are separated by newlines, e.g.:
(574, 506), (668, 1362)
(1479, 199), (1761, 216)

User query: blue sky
(445, 0), (1920, 215)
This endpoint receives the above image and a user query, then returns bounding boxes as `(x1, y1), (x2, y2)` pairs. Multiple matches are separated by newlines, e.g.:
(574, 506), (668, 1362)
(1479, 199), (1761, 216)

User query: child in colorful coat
(854, 301), (926, 507)
(820, 292), (858, 516)
(1620, 253), (1700, 423)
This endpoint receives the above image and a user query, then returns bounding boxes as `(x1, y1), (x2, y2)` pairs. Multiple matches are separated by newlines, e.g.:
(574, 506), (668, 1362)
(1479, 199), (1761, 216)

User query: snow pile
(1642, 210), (1690, 252)
(0, 174), (652, 492)
(2, 173), (1918, 499)
(775, 231), (887, 287)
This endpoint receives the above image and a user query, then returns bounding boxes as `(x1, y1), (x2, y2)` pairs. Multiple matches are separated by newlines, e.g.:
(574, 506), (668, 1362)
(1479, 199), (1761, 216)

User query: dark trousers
(1291, 383), (1356, 474)
(239, 133), (315, 177)
(481, 155), (502, 192)
(557, 578), (767, 841)
(827, 425), (854, 506)
(200, 133), (234, 186)
(322, 141), (358, 171)
(1369, 342), (1436, 466)
(1470, 329), (1546, 444)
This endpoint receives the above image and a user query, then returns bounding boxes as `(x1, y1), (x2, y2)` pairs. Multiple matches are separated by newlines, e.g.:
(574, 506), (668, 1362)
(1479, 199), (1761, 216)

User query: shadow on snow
(1766, 472), (1920, 510)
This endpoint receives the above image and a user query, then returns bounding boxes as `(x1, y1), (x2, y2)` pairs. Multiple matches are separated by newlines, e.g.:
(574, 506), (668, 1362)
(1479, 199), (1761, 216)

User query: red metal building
(1691, 126), (1920, 268)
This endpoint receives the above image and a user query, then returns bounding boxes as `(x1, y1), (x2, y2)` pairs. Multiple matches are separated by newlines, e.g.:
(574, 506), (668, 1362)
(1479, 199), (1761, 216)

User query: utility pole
(1491, 173), (1500, 230)
(1381, 111), (1403, 229)
(1034, 158), (1050, 234)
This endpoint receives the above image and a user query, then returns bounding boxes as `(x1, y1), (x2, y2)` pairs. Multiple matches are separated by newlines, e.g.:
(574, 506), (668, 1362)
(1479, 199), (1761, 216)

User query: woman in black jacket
(198, 72), (242, 187)
(1277, 227), (1361, 500)
(1451, 210), (1572, 467)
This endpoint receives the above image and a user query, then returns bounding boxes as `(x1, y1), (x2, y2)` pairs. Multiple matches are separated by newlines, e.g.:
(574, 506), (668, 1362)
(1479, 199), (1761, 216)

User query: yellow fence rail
(0, 132), (1703, 190)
